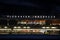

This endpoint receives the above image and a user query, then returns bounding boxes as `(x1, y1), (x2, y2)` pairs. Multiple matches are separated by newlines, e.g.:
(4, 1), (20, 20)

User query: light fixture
(59, 24), (60, 25)
(4, 26), (7, 28)
(15, 16), (17, 18)
(10, 16), (11, 18)
(40, 16), (42, 18)
(35, 16), (37, 18)
(51, 27), (56, 29)
(0, 27), (1, 28)
(21, 22), (24, 24)
(14, 26), (17, 28)
(50, 24), (51, 25)
(48, 16), (50, 18)
(28, 16), (30, 18)
(51, 16), (53, 18)
(7, 15), (9, 17)
(46, 27), (50, 29)
(25, 16), (27, 18)
(20, 16), (22, 18)
(53, 24), (56, 25)
(45, 16), (47, 18)
(54, 16), (55, 18)
(23, 22), (26, 24)
(43, 16), (44, 18)
(23, 27), (26, 29)
(42, 27), (45, 29)
(18, 16), (19, 18)
(12, 16), (14, 18)
(27, 26), (30, 29)
(17, 26), (21, 28)
(23, 16), (24, 18)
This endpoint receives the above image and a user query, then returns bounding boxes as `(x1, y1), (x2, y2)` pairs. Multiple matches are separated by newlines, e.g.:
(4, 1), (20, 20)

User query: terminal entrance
(0, 15), (60, 35)
(0, 28), (60, 35)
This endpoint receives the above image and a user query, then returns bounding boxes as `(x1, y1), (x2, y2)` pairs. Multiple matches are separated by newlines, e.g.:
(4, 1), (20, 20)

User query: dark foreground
(0, 34), (60, 39)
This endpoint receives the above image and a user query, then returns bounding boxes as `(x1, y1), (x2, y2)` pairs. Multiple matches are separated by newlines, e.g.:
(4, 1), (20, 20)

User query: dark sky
(0, 0), (59, 16)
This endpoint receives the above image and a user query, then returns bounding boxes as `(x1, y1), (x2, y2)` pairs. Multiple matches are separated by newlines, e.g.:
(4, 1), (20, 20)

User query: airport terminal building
(0, 15), (60, 35)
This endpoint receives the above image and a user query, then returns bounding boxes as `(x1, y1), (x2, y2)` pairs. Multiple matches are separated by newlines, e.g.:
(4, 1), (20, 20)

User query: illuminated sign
(17, 20), (45, 24)
(6, 15), (55, 19)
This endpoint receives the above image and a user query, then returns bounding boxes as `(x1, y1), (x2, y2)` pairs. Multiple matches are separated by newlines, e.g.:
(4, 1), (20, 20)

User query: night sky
(0, 0), (59, 16)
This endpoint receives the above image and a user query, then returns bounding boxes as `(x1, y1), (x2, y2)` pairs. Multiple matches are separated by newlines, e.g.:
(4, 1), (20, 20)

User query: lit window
(43, 16), (44, 18)
(4, 26), (7, 28)
(12, 16), (14, 18)
(23, 27), (26, 28)
(30, 22), (32, 24)
(23, 22), (26, 24)
(7, 22), (9, 26)
(35, 16), (37, 18)
(37, 16), (39, 18)
(10, 16), (11, 18)
(17, 22), (21, 24)
(50, 24), (51, 25)
(20, 22), (26, 24)
(53, 16), (55, 18)
(7, 15), (9, 17)
(51, 16), (53, 18)
(17, 26), (21, 28)
(33, 16), (35, 18)
(48, 16), (50, 18)
(28, 22), (32, 24)
(44, 16), (47, 18)
(40, 30), (45, 33)
(0, 27), (1, 28)
(21, 22), (24, 24)
(40, 21), (43, 24)
(14, 26), (17, 28)
(59, 24), (60, 25)
(39, 21), (45, 25)
(42, 27), (45, 29)
(53, 24), (56, 25)
(18, 16), (19, 18)
(34, 22), (36, 24)
(23, 16), (24, 18)
(40, 16), (42, 18)
(51, 27), (56, 29)
(36, 22), (39, 24)
(20, 16), (22, 18)
(28, 16), (30, 18)
(15, 16), (17, 18)
(27, 26), (30, 29)
(46, 27), (50, 29)
(25, 16), (27, 18)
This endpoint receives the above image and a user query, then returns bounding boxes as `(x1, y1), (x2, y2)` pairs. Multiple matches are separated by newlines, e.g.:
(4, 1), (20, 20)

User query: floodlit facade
(0, 15), (60, 35)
